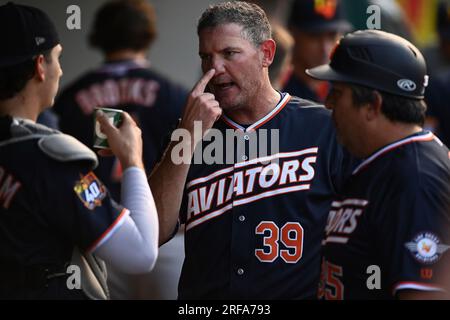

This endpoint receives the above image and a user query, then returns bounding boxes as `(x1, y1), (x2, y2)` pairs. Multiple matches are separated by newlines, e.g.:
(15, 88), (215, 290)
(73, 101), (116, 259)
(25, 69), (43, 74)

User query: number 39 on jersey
(255, 221), (304, 263)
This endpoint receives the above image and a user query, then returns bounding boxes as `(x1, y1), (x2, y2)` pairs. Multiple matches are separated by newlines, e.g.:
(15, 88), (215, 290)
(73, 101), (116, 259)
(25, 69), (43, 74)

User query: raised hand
(179, 69), (222, 142)
(96, 111), (144, 169)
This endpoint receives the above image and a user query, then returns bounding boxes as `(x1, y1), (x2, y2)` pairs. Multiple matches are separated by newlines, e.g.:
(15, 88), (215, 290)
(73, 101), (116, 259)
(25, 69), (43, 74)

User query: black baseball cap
(0, 2), (60, 67)
(437, 1), (450, 40)
(288, 0), (352, 33)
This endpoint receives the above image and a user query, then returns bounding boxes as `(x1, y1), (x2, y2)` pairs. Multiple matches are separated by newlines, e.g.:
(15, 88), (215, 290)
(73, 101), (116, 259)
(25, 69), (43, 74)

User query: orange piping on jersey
(220, 93), (291, 132)
(250, 94), (291, 131)
(221, 116), (244, 131)
(86, 208), (130, 253)
(353, 132), (435, 175)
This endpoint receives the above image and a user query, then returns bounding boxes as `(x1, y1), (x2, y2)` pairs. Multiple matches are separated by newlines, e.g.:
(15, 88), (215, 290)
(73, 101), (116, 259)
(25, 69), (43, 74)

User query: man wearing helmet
(307, 30), (450, 299)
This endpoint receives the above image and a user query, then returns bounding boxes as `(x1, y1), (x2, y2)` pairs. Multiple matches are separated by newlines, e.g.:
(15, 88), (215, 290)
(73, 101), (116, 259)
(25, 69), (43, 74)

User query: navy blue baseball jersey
(319, 131), (450, 300)
(177, 93), (356, 299)
(0, 117), (129, 298)
(54, 59), (187, 199)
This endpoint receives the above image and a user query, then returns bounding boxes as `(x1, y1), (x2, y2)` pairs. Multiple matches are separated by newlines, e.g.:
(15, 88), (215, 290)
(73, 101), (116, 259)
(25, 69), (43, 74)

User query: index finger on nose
(192, 69), (215, 96)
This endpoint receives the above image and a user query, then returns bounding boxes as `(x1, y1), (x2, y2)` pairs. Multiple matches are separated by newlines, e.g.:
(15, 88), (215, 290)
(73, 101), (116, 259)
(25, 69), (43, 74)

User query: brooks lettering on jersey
(75, 79), (161, 114)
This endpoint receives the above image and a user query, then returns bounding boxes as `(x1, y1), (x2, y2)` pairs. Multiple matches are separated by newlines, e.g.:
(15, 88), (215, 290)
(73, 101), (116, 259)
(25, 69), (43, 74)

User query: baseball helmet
(306, 30), (428, 99)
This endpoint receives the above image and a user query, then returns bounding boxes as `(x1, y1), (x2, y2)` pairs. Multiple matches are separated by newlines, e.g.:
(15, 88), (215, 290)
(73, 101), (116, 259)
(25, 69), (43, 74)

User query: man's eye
(224, 51), (236, 58)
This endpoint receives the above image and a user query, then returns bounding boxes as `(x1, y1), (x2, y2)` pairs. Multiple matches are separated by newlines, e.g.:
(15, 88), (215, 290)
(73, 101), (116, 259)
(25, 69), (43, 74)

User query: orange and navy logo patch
(314, 0), (337, 19)
(73, 172), (107, 210)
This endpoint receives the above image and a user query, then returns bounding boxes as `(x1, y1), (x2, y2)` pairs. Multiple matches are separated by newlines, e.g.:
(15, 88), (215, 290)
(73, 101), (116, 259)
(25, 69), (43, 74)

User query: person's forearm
(93, 167), (159, 274)
(149, 139), (193, 245)
(121, 167), (158, 262)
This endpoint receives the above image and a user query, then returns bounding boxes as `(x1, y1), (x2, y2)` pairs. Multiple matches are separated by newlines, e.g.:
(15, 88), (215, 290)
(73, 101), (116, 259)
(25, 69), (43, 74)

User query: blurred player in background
(283, 0), (352, 103)
(53, 0), (187, 299)
(269, 24), (294, 91)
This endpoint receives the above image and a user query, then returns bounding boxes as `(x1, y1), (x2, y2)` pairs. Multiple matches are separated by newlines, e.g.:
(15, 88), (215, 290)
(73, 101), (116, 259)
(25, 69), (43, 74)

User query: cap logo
(397, 79), (416, 92)
(35, 37), (46, 46)
(314, 0), (337, 19)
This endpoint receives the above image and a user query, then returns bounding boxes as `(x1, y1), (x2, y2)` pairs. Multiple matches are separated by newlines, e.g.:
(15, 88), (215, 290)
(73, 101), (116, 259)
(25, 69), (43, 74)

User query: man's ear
(34, 55), (46, 81)
(366, 91), (383, 121)
(260, 39), (276, 68)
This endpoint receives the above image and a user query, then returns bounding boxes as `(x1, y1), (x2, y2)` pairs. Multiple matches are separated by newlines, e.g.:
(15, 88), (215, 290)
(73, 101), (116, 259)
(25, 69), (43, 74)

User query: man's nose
(210, 56), (225, 74)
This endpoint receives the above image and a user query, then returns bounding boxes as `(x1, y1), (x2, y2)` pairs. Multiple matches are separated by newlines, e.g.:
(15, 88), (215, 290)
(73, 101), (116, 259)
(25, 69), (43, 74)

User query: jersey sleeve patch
(73, 172), (107, 210)
(404, 232), (450, 265)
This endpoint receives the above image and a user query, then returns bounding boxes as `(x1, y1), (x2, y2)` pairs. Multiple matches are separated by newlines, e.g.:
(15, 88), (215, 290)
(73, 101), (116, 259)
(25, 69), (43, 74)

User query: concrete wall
(1, 0), (221, 89)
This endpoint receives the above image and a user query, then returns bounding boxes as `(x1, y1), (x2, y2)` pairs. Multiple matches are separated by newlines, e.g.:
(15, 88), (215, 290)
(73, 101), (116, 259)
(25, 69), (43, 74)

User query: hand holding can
(95, 108), (144, 170)
(93, 107), (124, 149)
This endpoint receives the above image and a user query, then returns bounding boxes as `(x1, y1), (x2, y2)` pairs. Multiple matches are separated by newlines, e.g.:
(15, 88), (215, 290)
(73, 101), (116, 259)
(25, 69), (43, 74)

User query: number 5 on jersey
(255, 221), (304, 263)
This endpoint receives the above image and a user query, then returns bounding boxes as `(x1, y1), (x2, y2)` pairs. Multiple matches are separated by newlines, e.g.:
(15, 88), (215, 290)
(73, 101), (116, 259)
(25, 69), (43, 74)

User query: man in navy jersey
(53, 0), (187, 299)
(0, 2), (159, 299)
(307, 30), (450, 299)
(149, 1), (355, 299)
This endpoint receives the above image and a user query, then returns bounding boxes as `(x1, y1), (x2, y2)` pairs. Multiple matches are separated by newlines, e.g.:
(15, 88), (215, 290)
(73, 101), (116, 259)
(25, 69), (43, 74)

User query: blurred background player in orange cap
(283, 0), (353, 103)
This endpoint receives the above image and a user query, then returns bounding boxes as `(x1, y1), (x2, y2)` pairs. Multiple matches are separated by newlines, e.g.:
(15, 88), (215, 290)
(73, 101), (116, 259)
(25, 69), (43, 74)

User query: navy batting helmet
(306, 30), (428, 99)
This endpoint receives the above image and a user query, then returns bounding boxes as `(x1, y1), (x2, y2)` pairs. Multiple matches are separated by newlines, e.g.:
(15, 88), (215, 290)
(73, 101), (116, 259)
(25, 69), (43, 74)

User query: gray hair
(197, 1), (272, 47)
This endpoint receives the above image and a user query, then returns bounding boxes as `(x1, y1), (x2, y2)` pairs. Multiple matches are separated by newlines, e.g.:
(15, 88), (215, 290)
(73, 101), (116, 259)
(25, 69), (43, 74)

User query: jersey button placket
(242, 131), (249, 161)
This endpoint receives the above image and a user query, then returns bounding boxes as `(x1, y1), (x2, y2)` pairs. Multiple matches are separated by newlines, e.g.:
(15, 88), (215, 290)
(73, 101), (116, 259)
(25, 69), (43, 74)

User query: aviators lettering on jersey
(323, 199), (368, 245)
(185, 147), (318, 230)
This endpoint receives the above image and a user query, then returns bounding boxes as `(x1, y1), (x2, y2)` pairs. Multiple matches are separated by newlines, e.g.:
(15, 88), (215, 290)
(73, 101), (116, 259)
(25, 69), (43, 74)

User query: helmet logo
(397, 79), (416, 92)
